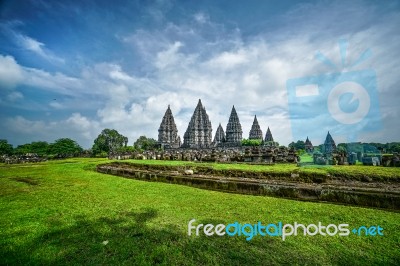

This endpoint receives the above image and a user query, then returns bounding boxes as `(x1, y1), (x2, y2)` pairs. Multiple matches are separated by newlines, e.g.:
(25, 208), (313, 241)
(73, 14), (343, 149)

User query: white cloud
(1, 1), (400, 148)
(5, 113), (101, 148)
(194, 12), (209, 24)
(155, 41), (184, 69)
(0, 55), (23, 89)
(14, 33), (64, 64)
(7, 91), (23, 101)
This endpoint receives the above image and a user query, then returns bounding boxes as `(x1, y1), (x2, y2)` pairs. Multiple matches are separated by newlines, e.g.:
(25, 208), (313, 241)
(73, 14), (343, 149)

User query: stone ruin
(249, 115), (263, 140)
(308, 132), (398, 167)
(1, 153), (47, 164)
(110, 146), (299, 164)
(182, 99), (213, 148)
(149, 99), (296, 164)
(123, 99), (398, 167)
(158, 105), (181, 149)
(305, 136), (314, 153)
(158, 100), (271, 149)
(264, 127), (274, 142)
(212, 123), (225, 146)
(224, 105), (243, 147)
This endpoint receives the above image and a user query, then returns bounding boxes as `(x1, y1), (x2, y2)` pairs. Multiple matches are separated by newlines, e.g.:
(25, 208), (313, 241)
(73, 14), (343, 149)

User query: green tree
(134, 136), (157, 151)
(289, 140), (305, 150)
(14, 141), (49, 156)
(29, 141), (49, 156)
(14, 143), (31, 155)
(337, 143), (348, 153)
(49, 138), (83, 158)
(92, 129), (128, 156)
(0, 139), (13, 155)
(241, 139), (262, 146)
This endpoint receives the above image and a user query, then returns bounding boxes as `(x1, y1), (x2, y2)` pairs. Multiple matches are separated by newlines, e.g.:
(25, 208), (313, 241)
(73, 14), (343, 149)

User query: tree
(49, 138), (83, 158)
(241, 139), (262, 146)
(14, 141), (49, 156)
(0, 139), (13, 155)
(134, 136), (157, 151)
(337, 143), (348, 153)
(289, 140), (305, 150)
(92, 129), (128, 155)
(29, 141), (49, 156)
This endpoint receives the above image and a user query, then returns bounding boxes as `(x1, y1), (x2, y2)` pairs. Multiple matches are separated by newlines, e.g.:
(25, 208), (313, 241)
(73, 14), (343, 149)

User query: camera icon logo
(286, 40), (382, 142)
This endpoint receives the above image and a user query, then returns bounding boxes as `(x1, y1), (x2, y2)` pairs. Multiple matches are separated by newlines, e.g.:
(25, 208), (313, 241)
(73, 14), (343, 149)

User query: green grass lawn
(1, 158), (399, 265)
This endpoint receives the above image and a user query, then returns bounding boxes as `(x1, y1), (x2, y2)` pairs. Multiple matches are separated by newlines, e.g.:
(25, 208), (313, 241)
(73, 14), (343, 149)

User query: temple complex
(225, 106), (243, 146)
(249, 115), (263, 140)
(181, 99), (213, 148)
(264, 127), (274, 142)
(323, 131), (336, 154)
(213, 123), (226, 146)
(158, 105), (181, 148)
(305, 136), (314, 153)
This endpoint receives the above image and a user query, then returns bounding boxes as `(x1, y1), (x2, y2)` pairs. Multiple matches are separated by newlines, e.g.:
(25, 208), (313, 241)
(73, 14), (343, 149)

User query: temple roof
(264, 126), (274, 142)
(182, 99), (212, 147)
(225, 105), (243, 144)
(249, 115), (263, 140)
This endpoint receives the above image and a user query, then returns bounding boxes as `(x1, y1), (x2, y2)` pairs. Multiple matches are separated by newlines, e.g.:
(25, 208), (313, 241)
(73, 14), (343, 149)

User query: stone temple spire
(213, 123), (225, 146)
(264, 127), (274, 142)
(158, 105), (181, 148)
(323, 131), (336, 154)
(225, 105), (242, 146)
(249, 115), (263, 140)
(182, 99), (212, 148)
(305, 136), (314, 153)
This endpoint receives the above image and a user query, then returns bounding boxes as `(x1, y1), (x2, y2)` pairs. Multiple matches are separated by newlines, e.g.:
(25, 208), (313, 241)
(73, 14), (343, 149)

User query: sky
(0, 0), (399, 149)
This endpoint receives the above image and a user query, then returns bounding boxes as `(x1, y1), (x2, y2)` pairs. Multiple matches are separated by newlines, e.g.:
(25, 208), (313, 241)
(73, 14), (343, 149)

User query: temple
(182, 99), (213, 148)
(225, 106), (243, 146)
(158, 105), (181, 148)
(323, 131), (336, 154)
(249, 115), (263, 140)
(264, 127), (274, 142)
(304, 136), (314, 153)
(213, 123), (226, 146)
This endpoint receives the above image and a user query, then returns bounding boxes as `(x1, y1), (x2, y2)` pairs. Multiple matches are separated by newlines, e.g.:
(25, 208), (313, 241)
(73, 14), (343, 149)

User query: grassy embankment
(0, 158), (399, 265)
(119, 158), (400, 181)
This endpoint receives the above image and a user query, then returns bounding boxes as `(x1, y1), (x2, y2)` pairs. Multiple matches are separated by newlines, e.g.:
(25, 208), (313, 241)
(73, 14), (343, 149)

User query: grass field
(1, 158), (399, 265)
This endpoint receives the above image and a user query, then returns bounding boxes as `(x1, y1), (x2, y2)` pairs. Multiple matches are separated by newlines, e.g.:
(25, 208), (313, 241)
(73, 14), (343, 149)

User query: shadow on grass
(0, 209), (393, 265)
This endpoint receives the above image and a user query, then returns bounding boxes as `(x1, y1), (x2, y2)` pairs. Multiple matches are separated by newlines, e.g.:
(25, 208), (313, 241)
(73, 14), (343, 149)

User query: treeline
(0, 129), (158, 158)
(289, 140), (400, 154)
(0, 138), (83, 158)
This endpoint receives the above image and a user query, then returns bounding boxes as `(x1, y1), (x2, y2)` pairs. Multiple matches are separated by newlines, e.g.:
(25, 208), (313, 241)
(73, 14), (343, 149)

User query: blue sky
(0, 0), (399, 148)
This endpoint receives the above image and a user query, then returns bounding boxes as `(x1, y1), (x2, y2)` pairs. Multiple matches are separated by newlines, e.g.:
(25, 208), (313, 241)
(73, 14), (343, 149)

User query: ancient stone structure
(323, 131), (336, 155)
(225, 106), (243, 146)
(182, 99), (212, 148)
(249, 115), (263, 140)
(158, 105), (181, 148)
(213, 123), (226, 146)
(264, 127), (274, 142)
(305, 136), (314, 153)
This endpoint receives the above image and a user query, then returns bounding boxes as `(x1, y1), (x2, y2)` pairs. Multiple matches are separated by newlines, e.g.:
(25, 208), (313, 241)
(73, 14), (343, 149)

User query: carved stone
(158, 105), (181, 148)
(264, 127), (274, 142)
(213, 123), (226, 146)
(182, 99), (212, 148)
(323, 131), (336, 155)
(225, 106), (242, 146)
(249, 115), (263, 140)
(304, 136), (314, 153)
